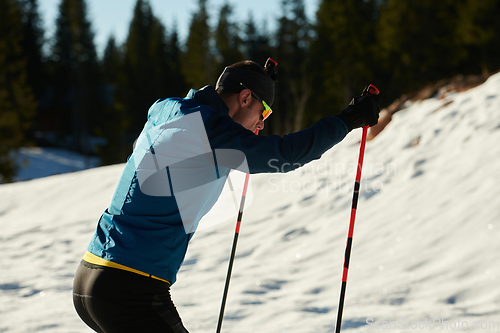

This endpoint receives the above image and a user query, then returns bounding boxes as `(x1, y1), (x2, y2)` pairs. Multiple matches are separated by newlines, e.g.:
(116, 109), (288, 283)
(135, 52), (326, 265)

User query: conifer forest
(1, 0), (499, 182)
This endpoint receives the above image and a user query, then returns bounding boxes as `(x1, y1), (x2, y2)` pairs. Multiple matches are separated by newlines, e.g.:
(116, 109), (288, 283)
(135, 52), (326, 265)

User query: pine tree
(120, 0), (171, 139)
(0, 0), (36, 182)
(150, 16), (170, 96)
(310, 0), (378, 121)
(273, 0), (312, 134)
(455, 0), (500, 75)
(17, 0), (45, 100)
(182, 0), (212, 88)
(376, 0), (465, 96)
(213, 3), (244, 76)
(50, 0), (102, 157)
(102, 36), (121, 85)
(244, 12), (271, 65)
(97, 35), (129, 164)
(166, 25), (187, 97)
(120, 0), (154, 138)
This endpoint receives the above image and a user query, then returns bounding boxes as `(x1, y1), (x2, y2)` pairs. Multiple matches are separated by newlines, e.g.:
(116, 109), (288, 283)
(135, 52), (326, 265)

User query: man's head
(216, 59), (277, 132)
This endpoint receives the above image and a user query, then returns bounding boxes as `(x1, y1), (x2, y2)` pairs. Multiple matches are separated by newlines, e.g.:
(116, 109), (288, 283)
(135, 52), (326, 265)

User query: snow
(1, 73), (500, 332)
(14, 147), (100, 182)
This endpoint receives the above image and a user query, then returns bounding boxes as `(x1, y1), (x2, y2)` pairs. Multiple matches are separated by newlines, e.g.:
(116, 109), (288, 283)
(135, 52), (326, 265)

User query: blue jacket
(87, 86), (349, 284)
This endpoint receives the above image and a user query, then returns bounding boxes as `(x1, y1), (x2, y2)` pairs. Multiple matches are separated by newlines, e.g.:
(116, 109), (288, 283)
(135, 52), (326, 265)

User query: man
(73, 58), (380, 333)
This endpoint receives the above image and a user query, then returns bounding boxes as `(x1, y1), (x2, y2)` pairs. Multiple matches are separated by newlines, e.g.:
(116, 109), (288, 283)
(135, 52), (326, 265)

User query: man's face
(230, 90), (266, 132)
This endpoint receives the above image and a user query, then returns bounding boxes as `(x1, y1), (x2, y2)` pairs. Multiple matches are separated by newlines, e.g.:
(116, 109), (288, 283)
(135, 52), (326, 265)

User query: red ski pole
(216, 128), (258, 333)
(335, 84), (379, 333)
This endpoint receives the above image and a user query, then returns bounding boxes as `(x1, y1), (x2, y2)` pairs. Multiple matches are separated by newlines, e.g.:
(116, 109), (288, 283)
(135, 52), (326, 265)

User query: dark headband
(215, 67), (275, 106)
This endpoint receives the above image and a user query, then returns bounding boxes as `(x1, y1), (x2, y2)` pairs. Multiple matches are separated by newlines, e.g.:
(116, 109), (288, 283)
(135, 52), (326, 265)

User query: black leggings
(73, 260), (189, 333)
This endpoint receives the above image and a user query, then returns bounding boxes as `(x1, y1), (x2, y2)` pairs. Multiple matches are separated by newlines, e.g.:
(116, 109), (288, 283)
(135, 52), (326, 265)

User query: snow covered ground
(14, 147), (100, 182)
(1, 73), (500, 333)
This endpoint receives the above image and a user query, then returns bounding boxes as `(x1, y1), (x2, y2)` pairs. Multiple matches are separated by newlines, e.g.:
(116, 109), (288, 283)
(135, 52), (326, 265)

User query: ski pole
(335, 84), (379, 333)
(216, 128), (258, 333)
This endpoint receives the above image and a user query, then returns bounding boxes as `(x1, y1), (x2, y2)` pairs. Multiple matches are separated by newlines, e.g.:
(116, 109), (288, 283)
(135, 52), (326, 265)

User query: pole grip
(363, 84), (379, 96)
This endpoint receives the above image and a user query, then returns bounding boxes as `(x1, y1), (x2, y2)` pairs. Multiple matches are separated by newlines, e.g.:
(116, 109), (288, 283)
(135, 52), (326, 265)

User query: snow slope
(15, 147), (100, 182)
(1, 73), (500, 333)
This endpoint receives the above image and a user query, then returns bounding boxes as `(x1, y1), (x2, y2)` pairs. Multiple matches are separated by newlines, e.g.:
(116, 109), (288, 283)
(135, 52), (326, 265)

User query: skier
(73, 58), (381, 333)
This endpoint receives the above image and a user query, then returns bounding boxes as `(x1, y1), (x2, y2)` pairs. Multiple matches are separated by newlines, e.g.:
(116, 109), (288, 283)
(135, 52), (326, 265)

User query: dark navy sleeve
(204, 111), (349, 174)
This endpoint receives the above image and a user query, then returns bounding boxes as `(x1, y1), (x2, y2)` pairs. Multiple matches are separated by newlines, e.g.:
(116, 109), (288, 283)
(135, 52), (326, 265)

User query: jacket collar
(186, 85), (229, 114)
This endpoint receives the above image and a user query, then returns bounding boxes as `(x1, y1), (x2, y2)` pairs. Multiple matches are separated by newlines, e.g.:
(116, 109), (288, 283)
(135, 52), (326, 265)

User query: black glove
(336, 93), (381, 132)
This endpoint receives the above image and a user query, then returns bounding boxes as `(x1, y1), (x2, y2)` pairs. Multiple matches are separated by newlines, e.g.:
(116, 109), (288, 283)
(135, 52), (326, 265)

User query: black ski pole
(216, 129), (258, 333)
(335, 84), (379, 333)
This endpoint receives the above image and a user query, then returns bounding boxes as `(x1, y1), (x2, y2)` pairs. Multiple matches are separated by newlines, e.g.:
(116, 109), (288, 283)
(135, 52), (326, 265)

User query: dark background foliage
(1, 0), (499, 182)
